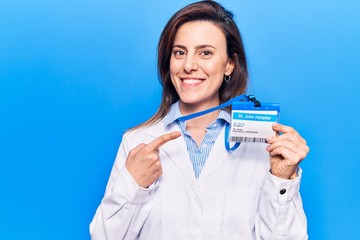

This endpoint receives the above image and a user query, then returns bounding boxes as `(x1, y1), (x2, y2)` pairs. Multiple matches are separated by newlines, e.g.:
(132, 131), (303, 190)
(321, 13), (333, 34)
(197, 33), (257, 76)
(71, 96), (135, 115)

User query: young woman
(90, 1), (309, 239)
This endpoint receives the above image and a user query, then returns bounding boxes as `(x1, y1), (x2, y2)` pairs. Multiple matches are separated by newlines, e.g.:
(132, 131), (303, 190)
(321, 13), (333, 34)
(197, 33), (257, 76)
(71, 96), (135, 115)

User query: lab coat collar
(145, 119), (232, 194)
(146, 120), (201, 200)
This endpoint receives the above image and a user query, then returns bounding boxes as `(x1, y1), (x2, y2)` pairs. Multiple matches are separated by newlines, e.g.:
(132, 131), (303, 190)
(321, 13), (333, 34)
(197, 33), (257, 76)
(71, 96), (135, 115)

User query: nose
(183, 55), (198, 73)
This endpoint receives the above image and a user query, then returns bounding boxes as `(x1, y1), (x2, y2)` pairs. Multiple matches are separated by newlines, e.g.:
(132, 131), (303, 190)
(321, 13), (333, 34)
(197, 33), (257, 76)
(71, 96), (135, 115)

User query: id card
(229, 102), (280, 143)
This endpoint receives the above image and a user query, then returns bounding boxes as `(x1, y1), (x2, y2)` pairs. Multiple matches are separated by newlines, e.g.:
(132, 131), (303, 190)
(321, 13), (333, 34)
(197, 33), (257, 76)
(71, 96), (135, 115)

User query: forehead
(173, 21), (226, 47)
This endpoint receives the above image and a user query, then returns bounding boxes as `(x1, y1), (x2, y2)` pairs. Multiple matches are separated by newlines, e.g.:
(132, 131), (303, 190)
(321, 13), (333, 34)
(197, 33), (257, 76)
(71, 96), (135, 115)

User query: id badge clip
(229, 96), (280, 143)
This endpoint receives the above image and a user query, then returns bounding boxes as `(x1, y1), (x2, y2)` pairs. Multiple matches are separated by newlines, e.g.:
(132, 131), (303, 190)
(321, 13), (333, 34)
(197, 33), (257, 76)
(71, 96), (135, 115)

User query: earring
(224, 75), (231, 82)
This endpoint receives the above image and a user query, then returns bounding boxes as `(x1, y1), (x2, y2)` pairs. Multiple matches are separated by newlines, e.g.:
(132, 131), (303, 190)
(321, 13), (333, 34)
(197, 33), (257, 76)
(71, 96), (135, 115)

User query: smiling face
(169, 21), (234, 113)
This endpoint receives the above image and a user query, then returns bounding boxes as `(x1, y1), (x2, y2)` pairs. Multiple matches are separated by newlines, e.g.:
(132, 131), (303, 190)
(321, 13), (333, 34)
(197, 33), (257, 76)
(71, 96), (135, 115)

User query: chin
(178, 94), (202, 104)
(179, 97), (212, 109)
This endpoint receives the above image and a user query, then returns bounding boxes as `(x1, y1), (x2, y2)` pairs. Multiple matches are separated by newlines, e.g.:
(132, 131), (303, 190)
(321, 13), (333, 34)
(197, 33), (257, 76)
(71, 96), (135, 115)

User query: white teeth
(183, 79), (202, 85)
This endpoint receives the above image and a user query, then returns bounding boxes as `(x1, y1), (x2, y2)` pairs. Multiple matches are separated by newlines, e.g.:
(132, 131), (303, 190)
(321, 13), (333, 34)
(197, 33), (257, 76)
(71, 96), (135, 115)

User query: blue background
(1, 0), (359, 239)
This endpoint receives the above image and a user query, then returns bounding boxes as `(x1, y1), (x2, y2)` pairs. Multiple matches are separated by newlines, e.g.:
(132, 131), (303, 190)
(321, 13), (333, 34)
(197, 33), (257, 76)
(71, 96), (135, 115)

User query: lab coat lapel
(145, 122), (201, 199)
(197, 127), (231, 185)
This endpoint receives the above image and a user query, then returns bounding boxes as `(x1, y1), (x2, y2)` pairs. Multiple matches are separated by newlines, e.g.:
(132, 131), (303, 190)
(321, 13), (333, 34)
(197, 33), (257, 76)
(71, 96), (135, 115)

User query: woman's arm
(89, 134), (158, 240)
(90, 131), (180, 240)
(255, 170), (308, 239)
(255, 123), (309, 239)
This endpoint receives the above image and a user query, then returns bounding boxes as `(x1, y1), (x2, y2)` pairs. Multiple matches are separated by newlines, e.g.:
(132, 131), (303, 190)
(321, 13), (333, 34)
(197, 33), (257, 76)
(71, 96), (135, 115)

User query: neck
(179, 98), (220, 115)
(179, 100), (220, 129)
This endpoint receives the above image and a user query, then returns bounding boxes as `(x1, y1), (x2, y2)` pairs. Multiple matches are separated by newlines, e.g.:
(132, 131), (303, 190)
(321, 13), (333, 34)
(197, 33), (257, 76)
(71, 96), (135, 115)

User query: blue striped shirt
(163, 101), (230, 179)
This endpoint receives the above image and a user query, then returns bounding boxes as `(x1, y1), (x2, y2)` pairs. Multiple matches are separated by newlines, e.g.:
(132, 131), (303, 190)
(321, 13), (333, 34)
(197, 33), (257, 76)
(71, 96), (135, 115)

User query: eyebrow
(172, 44), (216, 50)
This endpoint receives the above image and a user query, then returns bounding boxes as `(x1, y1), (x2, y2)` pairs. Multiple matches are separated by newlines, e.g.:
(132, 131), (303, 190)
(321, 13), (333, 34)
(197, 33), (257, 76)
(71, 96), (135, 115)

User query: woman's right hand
(125, 131), (181, 188)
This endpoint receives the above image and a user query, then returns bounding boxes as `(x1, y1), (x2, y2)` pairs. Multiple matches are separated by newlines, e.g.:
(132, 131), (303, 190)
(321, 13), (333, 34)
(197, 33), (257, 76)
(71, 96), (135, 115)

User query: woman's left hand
(266, 123), (310, 180)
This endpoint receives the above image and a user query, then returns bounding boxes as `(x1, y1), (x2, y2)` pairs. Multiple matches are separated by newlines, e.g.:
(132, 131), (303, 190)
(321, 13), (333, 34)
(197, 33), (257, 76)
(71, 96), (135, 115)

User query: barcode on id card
(229, 137), (267, 143)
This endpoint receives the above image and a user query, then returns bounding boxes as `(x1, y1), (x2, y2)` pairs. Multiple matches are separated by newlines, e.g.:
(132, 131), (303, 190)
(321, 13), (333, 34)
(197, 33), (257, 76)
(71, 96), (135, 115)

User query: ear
(225, 59), (235, 76)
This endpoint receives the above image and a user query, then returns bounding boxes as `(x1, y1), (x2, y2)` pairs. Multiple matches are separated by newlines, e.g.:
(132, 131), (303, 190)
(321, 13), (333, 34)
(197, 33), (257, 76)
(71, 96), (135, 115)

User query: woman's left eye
(200, 50), (212, 56)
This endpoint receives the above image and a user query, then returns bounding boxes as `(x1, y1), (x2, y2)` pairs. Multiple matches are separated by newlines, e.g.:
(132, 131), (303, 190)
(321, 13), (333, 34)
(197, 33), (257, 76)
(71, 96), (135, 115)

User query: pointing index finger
(147, 131), (181, 150)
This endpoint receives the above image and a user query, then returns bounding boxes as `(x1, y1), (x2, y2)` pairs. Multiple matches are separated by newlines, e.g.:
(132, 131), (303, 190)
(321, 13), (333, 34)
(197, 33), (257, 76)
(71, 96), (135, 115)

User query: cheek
(169, 58), (179, 74)
(169, 68), (177, 87)
(170, 76), (176, 87)
(168, 70), (177, 88)
(203, 59), (227, 75)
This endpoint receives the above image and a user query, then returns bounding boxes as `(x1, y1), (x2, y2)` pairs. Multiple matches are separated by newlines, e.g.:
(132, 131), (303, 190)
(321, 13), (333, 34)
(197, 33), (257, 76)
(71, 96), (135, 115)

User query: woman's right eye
(173, 50), (186, 56)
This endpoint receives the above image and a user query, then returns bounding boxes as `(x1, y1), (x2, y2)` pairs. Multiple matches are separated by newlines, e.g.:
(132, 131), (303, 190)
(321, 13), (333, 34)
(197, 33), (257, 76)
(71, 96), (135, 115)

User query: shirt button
(280, 188), (287, 195)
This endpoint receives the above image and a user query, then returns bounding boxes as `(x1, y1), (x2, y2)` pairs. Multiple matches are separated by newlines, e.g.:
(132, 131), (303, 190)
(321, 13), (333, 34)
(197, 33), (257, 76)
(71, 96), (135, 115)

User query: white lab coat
(90, 119), (307, 240)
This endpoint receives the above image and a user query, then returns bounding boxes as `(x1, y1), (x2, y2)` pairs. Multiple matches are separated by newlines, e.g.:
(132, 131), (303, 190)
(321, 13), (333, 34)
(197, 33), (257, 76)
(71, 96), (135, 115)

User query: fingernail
(273, 123), (279, 128)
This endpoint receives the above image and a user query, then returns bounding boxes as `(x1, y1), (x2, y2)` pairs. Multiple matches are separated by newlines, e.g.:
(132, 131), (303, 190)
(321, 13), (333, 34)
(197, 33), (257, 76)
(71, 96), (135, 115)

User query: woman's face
(170, 21), (234, 111)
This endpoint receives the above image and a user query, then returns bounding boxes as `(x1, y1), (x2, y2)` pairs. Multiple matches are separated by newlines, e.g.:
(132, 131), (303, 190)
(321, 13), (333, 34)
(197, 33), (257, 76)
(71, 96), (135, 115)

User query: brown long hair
(137, 0), (248, 128)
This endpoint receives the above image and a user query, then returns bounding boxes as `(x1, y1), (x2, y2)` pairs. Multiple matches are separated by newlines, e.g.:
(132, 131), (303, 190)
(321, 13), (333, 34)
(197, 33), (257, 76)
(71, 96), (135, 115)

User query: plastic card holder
(229, 101), (280, 143)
